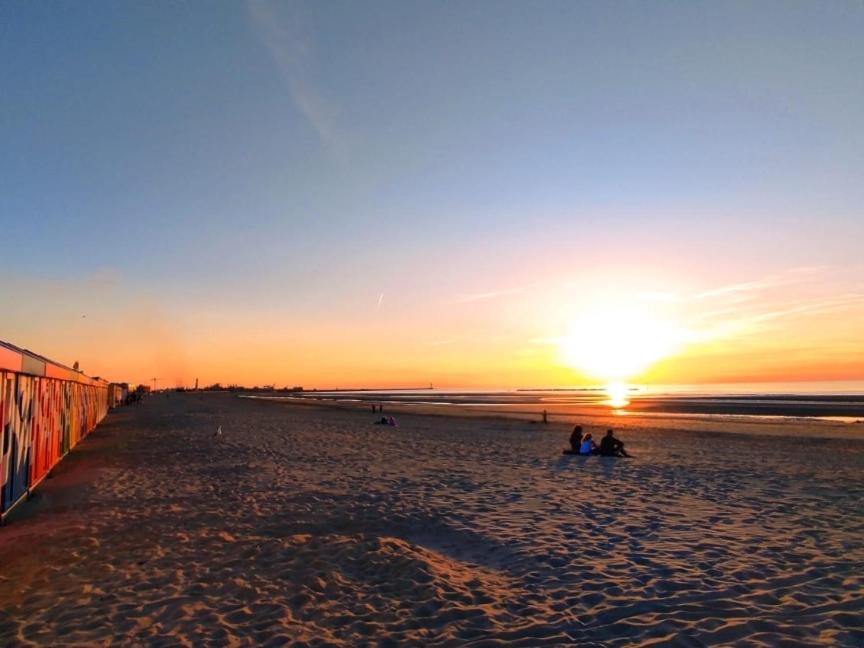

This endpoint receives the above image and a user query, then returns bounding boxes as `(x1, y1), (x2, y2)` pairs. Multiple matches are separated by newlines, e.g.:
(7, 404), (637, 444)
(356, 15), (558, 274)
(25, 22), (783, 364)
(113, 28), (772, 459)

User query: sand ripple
(0, 394), (862, 646)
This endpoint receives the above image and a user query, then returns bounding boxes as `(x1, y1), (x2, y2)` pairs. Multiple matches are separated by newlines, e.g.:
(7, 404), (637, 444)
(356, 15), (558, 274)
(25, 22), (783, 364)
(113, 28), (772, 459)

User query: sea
(252, 381), (864, 424)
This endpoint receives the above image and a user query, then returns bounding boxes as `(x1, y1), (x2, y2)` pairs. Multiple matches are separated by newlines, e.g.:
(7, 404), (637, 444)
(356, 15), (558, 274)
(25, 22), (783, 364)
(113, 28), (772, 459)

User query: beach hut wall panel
(20, 355), (46, 377)
(108, 383), (128, 408)
(0, 346), (22, 373)
(0, 349), (111, 516)
(1, 373), (33, 514)
(44, 363), (72, 381)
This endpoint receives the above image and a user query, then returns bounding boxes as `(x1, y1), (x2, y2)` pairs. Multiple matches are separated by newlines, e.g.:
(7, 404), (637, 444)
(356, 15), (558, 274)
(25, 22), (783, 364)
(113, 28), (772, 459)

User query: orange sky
(2, 264), (862, 389)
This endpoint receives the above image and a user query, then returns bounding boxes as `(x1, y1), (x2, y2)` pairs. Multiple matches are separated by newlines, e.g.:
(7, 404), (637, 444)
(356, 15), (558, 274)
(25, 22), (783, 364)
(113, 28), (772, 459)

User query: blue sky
(1, 1), (863, 385)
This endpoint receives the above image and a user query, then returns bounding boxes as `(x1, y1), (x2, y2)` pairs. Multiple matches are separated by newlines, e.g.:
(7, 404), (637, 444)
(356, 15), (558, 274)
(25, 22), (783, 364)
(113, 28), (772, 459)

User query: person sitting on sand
(387, 416), (397, 427)
(599, 429), (629, 457)
(375, 416), (388, 425)
(579, 433), (598, 455)
(569, 426), (583, 452)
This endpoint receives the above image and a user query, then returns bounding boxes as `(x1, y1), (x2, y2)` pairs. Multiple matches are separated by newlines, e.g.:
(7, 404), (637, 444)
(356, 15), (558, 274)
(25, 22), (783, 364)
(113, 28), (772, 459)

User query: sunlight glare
(558, 304), (684, 381)
(604, 381), (630, 408)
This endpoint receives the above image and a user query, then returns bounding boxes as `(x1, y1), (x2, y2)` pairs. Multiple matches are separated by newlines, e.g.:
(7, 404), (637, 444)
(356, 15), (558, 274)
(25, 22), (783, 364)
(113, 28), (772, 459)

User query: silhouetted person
(569, 426), (583, 452)
(599, 429), (629, 457)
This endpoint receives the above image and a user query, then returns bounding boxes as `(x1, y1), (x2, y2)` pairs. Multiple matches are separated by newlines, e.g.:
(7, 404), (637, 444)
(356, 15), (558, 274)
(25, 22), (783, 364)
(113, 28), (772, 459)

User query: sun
(557, 303), (684, 383)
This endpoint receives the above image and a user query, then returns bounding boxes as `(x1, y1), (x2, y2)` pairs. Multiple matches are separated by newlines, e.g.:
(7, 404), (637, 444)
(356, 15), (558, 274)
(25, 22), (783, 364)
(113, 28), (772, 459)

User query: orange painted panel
(0, 346), (21, 372)
(45, 364), (71, 380)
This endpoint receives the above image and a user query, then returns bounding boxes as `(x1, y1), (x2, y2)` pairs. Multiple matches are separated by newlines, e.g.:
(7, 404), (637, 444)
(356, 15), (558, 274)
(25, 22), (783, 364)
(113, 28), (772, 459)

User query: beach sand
(1, 393), (862, 646)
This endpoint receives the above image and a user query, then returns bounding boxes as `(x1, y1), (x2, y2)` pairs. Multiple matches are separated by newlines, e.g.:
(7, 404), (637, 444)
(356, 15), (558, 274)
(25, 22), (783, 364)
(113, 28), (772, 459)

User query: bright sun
(557, 304), (684, 383)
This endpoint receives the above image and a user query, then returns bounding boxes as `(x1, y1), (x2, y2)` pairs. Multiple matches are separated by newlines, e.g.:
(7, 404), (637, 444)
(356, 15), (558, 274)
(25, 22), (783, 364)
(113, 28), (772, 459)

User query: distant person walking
(599, 429), (629, 457)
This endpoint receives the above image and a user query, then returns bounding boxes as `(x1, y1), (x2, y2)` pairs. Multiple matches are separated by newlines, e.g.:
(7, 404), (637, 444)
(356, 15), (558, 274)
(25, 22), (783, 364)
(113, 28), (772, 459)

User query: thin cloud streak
(453, 283), (537, 305)
(690, 293), (864, 343)
(247, 1), (346, 161)
(742, 293), (864, 325)
(695, 267), (826, 301)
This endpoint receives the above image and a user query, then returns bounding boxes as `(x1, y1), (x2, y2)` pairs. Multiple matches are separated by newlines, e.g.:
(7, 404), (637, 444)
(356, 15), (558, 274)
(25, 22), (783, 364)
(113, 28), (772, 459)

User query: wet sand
(259, 389), (864, 422)
(1, 393), (862, 646)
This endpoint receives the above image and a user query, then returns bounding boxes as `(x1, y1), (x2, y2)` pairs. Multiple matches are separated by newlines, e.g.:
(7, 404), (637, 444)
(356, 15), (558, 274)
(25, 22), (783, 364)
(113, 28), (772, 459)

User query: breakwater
(0, 340), (125, 517)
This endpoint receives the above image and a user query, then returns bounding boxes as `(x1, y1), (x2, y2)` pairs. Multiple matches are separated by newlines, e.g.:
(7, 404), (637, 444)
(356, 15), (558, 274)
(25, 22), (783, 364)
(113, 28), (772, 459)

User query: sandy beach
(1, 393), (862, 646)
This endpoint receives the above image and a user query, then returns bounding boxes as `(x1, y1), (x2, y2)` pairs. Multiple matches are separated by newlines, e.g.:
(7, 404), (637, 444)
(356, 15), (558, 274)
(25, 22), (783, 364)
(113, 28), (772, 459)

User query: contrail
(377, 293), (384, 310)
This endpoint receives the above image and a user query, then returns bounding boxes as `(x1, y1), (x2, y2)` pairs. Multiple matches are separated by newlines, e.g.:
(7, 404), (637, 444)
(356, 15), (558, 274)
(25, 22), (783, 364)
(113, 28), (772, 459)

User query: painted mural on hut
(0, 340), (115, 515)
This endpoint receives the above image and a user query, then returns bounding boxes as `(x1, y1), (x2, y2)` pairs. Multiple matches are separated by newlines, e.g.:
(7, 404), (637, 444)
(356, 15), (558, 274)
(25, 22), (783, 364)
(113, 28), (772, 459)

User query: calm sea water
(261, 381), (864, 423)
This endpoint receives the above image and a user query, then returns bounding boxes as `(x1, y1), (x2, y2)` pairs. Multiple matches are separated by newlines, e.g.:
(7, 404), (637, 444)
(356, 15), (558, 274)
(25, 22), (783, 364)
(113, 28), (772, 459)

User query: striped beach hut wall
(0, 340), (113, 517)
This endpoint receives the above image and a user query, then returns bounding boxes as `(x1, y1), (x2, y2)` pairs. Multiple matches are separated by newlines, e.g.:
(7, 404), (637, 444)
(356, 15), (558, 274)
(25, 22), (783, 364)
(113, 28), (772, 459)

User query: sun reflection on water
(604, 382), (630, 409)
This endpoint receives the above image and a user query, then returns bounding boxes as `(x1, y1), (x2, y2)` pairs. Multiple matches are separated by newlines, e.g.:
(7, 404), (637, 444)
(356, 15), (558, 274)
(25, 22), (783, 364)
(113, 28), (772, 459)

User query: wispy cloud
(695, 266), (827, 301)
(691, 290), (864, 343)
(696, 279), (785, 300)
(453, 283), (536, 305)
(739, 293), (864, 326)
(247, 1), (346, 160)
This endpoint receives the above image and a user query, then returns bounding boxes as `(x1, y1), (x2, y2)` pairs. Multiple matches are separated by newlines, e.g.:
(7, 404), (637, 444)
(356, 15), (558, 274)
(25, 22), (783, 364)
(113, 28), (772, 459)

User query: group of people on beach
(569, 426), (630, 457)
(371, 403), (398, 426)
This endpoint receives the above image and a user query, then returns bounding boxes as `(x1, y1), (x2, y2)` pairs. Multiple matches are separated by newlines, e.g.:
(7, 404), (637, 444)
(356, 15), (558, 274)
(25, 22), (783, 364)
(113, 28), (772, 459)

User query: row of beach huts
(0, 339), (128, 519)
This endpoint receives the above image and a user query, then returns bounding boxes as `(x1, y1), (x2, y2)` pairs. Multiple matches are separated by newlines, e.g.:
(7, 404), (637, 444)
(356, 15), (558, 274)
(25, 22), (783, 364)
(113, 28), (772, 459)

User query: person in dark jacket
(599, 429), (629, 457)
(569, 426), (583, 453)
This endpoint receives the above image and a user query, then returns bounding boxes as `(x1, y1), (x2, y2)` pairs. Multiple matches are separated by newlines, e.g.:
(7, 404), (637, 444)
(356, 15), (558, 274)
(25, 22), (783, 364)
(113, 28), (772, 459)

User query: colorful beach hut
(0, 339), (112, 518)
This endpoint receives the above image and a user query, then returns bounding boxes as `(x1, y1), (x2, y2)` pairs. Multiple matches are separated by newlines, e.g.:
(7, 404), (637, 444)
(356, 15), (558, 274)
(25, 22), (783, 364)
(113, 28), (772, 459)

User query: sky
(1, 1), (863, 388)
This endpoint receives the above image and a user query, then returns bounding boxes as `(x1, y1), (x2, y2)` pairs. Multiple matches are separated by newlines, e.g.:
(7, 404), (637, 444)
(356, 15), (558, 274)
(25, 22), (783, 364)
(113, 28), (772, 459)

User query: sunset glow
(1, 3), (862, 391)
(557, 303), (686, 382)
